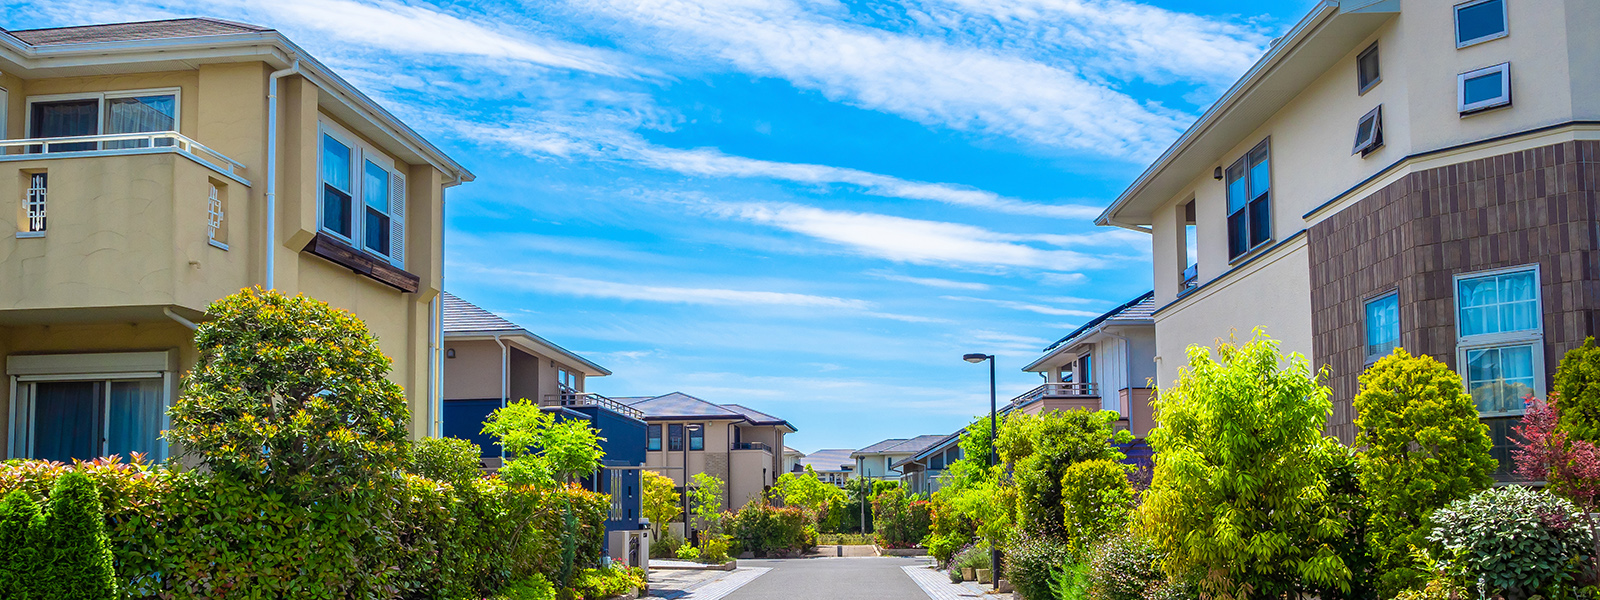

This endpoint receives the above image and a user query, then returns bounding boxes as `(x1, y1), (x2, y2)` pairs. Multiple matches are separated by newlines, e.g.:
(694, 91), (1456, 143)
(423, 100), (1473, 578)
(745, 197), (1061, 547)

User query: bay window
(318, 121), (408, 268)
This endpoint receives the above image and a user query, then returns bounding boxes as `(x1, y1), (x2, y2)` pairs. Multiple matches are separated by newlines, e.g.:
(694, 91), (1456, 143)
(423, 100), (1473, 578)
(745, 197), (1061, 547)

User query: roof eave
(443, 330), (611, 377)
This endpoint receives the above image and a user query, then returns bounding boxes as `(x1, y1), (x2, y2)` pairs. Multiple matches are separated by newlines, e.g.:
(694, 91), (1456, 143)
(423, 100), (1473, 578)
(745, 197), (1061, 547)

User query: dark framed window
(647, 424), (662, 451)
(321, 134), (354, 239)
(1455, 0), (1507, 48)
(1225, 139), (1272, 260)
(668, 424), (684, 452)
(1357, 43), (1380, 94)
(689, 424), (704, 451)
(1352, 106), (1384, 156)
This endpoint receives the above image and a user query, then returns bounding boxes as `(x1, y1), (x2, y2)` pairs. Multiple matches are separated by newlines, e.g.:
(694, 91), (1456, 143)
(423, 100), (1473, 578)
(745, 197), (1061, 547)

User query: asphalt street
(721, 557), (934, 600)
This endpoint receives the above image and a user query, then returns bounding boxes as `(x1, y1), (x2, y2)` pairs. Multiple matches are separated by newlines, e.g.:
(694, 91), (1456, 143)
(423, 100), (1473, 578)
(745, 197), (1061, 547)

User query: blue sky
(12, 0), (1321, 452)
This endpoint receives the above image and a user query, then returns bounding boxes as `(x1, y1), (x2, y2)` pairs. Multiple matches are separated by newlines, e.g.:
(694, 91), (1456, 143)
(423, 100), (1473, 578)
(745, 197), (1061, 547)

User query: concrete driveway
(721, 557), (934, 600)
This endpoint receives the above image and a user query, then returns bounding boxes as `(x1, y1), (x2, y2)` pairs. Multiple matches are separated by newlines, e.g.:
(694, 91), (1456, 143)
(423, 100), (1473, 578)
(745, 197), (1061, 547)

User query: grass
(817, 533), (876, 546)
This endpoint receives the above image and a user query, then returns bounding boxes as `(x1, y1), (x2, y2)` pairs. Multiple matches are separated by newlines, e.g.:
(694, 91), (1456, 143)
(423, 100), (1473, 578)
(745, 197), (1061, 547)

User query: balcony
(0, 133), (254, 320)
(546, 391), (645, 420)
(732, 441), (772, 452)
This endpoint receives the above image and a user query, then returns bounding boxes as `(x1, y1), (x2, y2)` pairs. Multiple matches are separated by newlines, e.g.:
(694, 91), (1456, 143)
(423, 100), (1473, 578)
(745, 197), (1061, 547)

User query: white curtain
(105, 95), (176, 148)
(107, 379), (164, 460)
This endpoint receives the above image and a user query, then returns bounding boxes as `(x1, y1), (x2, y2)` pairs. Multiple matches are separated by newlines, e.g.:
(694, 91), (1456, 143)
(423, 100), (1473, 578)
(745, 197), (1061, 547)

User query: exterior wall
(1309, 140), (1599, 444)
(643, 419), (774, 509)
(1122, 388), (1157, 438)
(442, 340), (504, 400)
(854, 452), (912, 479)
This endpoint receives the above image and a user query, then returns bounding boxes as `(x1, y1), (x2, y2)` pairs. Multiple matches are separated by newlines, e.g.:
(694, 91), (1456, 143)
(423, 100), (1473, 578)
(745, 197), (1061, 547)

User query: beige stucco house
(1019, 292), (1158, 437)
(0, 19), (472, 462)
(627, 393), (795, 515)
(850, 435), (946, 481)
(1097, 0), (1600, 478)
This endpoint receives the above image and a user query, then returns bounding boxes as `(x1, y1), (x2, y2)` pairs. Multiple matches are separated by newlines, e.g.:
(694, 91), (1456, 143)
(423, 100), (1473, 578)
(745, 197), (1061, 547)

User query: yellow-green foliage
(1556, 337), (1600, 442)
(1354, 350), (1496, 596)
(570, 565), (645, 599)
(1139, 331), (1352, 600)
(482, 400), (605, 488)
(1002, 410), (1131, 542)
(492, 574), (556, 600)
(1059, 459), (1133, 549)
(166, 288), (411, 491)
(641, 470), (681, 539)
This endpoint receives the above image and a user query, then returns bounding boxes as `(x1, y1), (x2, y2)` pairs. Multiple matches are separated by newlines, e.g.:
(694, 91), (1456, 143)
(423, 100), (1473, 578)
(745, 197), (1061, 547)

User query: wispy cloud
(578, 0), (1194, 157)
(942, 295), (1104, 317)
(866, 270), (991, 291)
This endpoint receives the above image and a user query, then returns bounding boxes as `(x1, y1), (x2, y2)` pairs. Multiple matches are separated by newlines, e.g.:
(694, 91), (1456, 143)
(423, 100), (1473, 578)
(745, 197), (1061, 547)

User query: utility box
(609, 529), (651, 573)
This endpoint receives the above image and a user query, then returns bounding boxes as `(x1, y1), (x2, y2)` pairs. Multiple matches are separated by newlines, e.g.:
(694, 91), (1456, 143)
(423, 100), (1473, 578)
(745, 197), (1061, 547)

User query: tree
(1059, 459), (1134, 550)
(1556, 337), (1600, 442)
(770, 466), (844, 514)
(688, 472), (724, 533)
(1000, 409), (1131, 541)
(1139, 331), (1352, 600)
(166, 288), (410, 490)
(46, 472), (117, 600)
(1354, 350), (1496, 595)
(1513, 394), (1600, 578)
(482, 399), (605, 488)
(641, 470), (681, 540)
(0, 490), (46, 600)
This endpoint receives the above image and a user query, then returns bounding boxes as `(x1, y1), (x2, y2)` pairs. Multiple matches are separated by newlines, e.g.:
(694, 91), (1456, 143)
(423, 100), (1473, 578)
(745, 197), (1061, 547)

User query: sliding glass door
(16, 378), (165, 463)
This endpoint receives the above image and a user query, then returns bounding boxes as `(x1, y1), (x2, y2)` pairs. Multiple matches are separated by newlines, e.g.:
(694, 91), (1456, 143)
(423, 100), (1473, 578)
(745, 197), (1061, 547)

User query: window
(648, 424), (662, 451)
(688, 424), (704, 451)
(1179, 200), (1198, 293)
(1458, 63), (1511, 114)
(1364, 291), (1400, 363)
(1456, 268), (1539, 339)
(7, 352), (174, 463)
(1455, 0), (1507, 48)
(318, 121), (408, 268)
(1357, 43), (1380, 94)
(1352, 106), (1384, 156)
(1455, 266), (1542, 480)
(1225, 139), (1272, 260)
(26, 90), (178, 153)
(22, 172), (46, 237)
(668, 423), (684, 452)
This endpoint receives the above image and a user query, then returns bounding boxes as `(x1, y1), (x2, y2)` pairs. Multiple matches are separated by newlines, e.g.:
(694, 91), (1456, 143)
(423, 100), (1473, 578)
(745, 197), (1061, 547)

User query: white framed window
(1364, 290), (1399, 363)
(317, 119), (407, 268)
(1454, 265), (1543, 417)
(25, 88), (180, 152)
(7, 351), (176, 462)
(1353, 106), (1384, 156)
(1459, 63), (1511, 114)
(1225, 139), (1272, 260)
(1455, 0), (1508, 48)
(1357, 43), (1380, 95)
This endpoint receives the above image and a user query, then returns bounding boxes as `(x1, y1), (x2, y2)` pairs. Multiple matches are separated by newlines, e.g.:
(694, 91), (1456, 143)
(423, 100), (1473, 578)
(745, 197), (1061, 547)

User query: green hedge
(0, 457), (608, 600)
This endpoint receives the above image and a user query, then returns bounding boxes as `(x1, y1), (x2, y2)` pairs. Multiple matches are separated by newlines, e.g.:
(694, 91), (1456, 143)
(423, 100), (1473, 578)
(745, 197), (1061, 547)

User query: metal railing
(546, 391), (645, 420)
(731, 441), (772, 451)
(0, 132), (248, 180)
(1010, 381), (1099, 407)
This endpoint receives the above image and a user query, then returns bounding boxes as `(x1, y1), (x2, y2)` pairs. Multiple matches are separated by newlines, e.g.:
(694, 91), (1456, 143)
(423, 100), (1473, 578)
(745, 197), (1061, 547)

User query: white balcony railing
(0, 132), (248, 182)
(546, 391), (644, 420)
(1010, 381), (1099, 407)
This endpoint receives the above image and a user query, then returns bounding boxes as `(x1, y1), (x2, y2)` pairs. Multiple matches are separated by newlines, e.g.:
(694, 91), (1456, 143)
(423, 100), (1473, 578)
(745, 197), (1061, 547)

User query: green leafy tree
(1060, 459), (1134, 549)
(482, 399), (605, 487)
(1354, 350), (1496, 595)
(1001, 409), (1131, 541)
(1556, 337), (1600, 442)
(166, 288), (410, 490)
(688, 472), (724, 533)
(46, 472), (116, 600)
(770, 466), (845, 514)
(0, 490), (46, 600)
(641, 470), (681, 540)
(1139, 331), (1352, 600)
(409, 436), (484, 488)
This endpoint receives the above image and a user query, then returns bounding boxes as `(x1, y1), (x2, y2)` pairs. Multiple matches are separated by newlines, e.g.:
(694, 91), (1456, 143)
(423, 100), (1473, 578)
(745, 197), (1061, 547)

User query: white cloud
(942, 295), (1104, 317)
(578, 0), (1193, 157)
(866, 270), (991, 291)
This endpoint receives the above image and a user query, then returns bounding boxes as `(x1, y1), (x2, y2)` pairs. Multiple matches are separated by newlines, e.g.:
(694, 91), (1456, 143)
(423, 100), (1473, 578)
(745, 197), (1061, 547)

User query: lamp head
(963, 353), (990, 363)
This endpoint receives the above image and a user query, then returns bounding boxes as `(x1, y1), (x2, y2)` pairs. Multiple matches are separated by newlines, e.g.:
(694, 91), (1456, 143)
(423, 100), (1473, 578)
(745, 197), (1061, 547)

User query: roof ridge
(10, 17), (272, 35)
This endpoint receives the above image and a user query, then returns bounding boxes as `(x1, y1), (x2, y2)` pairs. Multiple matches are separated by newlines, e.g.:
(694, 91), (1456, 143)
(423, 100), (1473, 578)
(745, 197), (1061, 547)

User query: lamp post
(963, 352), (1000, 591)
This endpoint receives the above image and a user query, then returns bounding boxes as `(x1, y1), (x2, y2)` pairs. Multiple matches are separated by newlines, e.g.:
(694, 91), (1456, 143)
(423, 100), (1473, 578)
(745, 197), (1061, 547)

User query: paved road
(722, 557), (933, 600)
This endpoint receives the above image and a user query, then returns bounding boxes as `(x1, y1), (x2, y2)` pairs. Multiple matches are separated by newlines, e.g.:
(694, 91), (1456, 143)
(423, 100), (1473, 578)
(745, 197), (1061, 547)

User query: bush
(699, 535), (733, 563)
(1140, 332), (1352, 599)
(166, 288), (410, 492)
(652, 532), (682, 559)
(571, 565), (645, 599)
(1427, 486), (1591, 598)
(492, 574), (556, 600)
(1556, 337), (1600, 442)
(1354, 350), (1496, 595)
(1002, 410), (1132, 541)
(1086, 531), (1166, 600)
(1006, 532), (1074, 600)
(953, 542), (994, 573)
(46, 471), (116, 600)
(726, 500), (812, 557)
(675, 544), (700, 561)
(1060, 460), (1133, 549)
(1048, 560), (1091, 600)
(410, 436), (483, 487)
(0, 489), (45, 600)
(1515, 394), (1600, 511)
(926, 494), (974, 566)
(872, 487), (932, 549)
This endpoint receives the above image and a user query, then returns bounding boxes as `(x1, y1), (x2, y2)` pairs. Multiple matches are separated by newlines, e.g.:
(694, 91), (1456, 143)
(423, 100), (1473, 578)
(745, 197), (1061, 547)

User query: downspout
(163, 308), (198, 330)
(492, 334), (509, 461)
(427, 296), (440, 438)
(430, 172), (459, 438)
(265, 58), (301, 291)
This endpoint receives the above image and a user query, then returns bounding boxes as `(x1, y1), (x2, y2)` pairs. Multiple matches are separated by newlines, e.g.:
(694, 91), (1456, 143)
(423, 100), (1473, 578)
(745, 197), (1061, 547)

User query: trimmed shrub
(1427, 485), (1591, 598)
(46, 471), (116, 600)
(1059, 460), (1133, 549)
(571, 565), (645, 599)
(0, 489), (46, 600)
(1006, 532), (1073, 600)
(1354, 350), (1496, 596)
(1002, 410), (1131, 541)
(1556, 337), (1600, 442)
(726, 499), (812, 557)
(1085, 531), (1165, 600)
(409, 436), (483, 487)
(491, 574), (556, 600)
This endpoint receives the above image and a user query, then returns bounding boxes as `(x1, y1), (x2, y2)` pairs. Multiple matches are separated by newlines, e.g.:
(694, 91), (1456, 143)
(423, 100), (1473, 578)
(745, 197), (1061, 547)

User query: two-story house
(850, 435), (946, 481)
(626, 392), (794, 531)
(1018, 292), (1158, 436)
(0, 19), (472, 462)
(893, 432), (962, 496)
(795, 448), (854, 487)
(1096, 0), (1600, 478)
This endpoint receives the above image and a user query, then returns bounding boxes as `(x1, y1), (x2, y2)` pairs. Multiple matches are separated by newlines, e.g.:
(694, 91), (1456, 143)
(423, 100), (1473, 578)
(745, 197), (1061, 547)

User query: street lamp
(963, 352), (1001, 591)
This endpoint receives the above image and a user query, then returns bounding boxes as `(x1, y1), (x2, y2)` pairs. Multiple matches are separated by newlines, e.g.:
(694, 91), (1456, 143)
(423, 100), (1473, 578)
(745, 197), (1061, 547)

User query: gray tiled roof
(797, 449), (854, 472)
(442, 292), (522, 333)
(1043, 291), (1156, 352)
(851, 438), (908, 457)
(7, 18), (270, 46)
(630, 393), (745, 420)
(883, 434), (949, 456)
(721, 403), (788, 426)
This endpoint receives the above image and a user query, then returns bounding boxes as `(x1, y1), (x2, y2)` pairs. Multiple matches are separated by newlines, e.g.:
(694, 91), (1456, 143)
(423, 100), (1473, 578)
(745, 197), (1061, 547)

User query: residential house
(1095, 0), (1600, 478)
(795, 448), (854, 487)
(628, 393), (794, 526)
(893, 432), (962, 496)
(851, 435), (947, 481)
(440, 292), (647, 560)
(0, 19), (472, 462)
(781, 446), (804, 474)
(1018, 292), (1158, 437)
